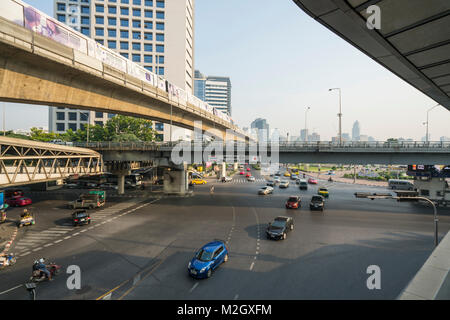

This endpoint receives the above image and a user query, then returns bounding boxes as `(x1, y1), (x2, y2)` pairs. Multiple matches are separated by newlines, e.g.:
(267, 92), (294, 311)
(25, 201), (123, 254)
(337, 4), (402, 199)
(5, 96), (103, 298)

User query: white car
(247, 176), (256, 182)
(258, 186), (274, 195)
(221, 176), (232, 182)
(279, 180), (290, 188)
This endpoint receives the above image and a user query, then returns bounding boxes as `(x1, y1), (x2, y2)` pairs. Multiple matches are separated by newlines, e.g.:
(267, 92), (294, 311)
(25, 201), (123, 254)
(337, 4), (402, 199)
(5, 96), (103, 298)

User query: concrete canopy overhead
(292, 0), (450, 111)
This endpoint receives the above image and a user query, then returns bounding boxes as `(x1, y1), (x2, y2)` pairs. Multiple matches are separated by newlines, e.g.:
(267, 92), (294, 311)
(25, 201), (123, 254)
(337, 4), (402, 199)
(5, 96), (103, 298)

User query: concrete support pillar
(118, 174), (125, 195)
(233, 162), (238, 171)
(220, 162), (227, 178)
(163, 164), (188, 195)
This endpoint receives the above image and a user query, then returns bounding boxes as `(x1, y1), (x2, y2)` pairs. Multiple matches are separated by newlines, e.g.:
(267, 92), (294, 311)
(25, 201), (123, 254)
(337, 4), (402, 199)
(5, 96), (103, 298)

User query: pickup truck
(68, 190), (105, 209)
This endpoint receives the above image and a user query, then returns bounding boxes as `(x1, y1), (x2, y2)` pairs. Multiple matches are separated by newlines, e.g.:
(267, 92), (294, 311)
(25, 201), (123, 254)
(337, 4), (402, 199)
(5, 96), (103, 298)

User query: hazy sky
(3, 0), (449, 141)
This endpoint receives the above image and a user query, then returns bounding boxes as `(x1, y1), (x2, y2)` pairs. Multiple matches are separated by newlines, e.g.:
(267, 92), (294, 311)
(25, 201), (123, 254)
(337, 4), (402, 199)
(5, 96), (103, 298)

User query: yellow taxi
(190, 178), (207, 185)
(318, 187), (329, 198)
(284, 172), (291, 177)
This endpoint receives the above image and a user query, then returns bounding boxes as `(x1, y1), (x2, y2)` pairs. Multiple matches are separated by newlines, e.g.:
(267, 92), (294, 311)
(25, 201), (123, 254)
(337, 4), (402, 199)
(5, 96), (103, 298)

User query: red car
(246, 172), (251, 178)
(308, 178), (318, 184)
(286, 196), (301, 209)
(6, 196), (32, 207)
(239, 171), (245, 175)
(246, 167), (251, 171)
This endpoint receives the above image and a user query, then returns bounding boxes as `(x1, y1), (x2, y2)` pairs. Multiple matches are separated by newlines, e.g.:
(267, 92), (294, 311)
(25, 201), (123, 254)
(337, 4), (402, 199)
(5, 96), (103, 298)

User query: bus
(126, 173), (143, 187)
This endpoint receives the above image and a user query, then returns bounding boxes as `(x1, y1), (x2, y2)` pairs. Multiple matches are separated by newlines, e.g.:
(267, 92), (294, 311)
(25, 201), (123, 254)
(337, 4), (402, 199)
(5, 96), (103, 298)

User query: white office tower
(50, 0), (195, 142)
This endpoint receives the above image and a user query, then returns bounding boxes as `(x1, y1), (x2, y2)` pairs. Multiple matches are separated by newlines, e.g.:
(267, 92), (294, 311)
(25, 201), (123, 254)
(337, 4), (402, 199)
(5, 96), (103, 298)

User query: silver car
(258, 186), (274, 195)
(247, 176), (256, 182)
(279, 180), (290, 188)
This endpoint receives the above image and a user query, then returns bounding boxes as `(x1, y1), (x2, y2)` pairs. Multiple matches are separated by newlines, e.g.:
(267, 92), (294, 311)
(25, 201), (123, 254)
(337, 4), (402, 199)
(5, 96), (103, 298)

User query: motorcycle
(30, 262), (61, 282)
(328, 177), (333, 182)
(0, 253), (16, 269)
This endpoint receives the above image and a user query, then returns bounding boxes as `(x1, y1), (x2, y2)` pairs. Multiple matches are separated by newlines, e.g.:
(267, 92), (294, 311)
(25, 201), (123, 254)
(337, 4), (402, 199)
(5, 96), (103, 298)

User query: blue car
(188, 240), (229, 279)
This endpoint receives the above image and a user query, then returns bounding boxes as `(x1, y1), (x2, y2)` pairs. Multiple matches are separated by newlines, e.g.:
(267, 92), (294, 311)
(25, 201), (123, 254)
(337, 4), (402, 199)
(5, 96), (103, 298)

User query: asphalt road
(1, 169), (449, 300)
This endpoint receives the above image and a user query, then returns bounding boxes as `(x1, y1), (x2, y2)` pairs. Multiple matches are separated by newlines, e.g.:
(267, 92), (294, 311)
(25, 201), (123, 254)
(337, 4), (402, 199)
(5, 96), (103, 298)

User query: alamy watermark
(170, 121), (280, 174)
(366, 5), (381, 30)
(366, 265), (381, 290)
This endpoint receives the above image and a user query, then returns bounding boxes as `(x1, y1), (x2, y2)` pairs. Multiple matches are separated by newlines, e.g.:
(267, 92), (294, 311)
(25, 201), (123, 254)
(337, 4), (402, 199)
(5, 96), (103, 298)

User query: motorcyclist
(34, 258), (52, 281)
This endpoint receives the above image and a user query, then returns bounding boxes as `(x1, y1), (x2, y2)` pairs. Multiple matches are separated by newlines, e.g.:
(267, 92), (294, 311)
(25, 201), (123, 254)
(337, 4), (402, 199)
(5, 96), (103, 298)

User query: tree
(103, 115), (157, 141)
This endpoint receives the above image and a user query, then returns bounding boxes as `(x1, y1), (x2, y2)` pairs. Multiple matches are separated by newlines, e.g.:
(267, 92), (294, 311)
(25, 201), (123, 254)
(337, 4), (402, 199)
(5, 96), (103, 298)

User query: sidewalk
(0, 219), (18, 254)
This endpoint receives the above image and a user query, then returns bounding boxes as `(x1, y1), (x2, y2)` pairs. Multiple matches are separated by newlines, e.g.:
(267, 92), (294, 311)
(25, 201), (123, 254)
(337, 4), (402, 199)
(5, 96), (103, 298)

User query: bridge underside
(0, 18), (245, 141)
(293, 0), (450, 110)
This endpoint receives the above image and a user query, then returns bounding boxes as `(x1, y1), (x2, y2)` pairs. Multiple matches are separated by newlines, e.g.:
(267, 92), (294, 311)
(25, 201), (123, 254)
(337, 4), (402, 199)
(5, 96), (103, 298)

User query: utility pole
(425, 103), (440, 143)
(304, 106), (310, 142)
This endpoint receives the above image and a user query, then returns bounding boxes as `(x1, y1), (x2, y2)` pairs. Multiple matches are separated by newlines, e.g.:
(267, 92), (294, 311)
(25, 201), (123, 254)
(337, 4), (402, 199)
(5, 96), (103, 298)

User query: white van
(388, 179), (414, 190)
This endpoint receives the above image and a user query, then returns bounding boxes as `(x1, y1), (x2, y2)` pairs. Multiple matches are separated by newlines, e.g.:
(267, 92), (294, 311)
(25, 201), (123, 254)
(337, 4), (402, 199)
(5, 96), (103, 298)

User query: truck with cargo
(68, 190), (106, 209)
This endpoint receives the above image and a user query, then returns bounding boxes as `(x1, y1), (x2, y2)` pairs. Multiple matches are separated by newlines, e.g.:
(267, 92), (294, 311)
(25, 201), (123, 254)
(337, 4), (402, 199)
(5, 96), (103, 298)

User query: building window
(120, 41), (129, 50)
(132, 20), (141, 28)
(68, 123), (77, 131)
(145, 0), (153, 6)
(95, 28), (104, 36)
(121, 0), (129, 3)
(120, 7), (129, 15)
(144, 10), (153, 18)
(155, 123), (163, 131)
(144, 55), (152, 63)
(108, 17), (116, 26)
(56, 112), (65, 121)
(156, 44), (164, 53)
(133, 9), (141, 17)
(144, 32), (152, 40)
(81, 6), (89, 14)
(132, 42), (141, 50)
(95, 16), (104, 24)
(156, 22), (164, 30)
(80, 113), (89, 121)
(81, 16), (89, 25)
(156, 1), (164, 8)
(108, 40), (116, 49)
(108, 29), (117, 37)
(144, 21), (152, 29)
(132, 31), (141, 39)
(108, 6), (117, 14)
(57, 3), (66, 11)
(120, 30), (129, 38)
(57, 15), (66, 23)
(120, 53), (129, 59)
(132, 54), (141, 62)
(133, 0), (141, 5)
(95, 112), (103, 118)
(81, 27), (90, 36)
(144, 43), (152, 52)
(156, 33), (164, 41)
(156, 11), (164, 19)
(120, 18), (129, 27)
(95, 121), (104, 126)
(96, 39), (104, 45)
(158, 55), (164, 64)
(95, 4), (104, 13)
(158, 67), (164, 75)
(68, 112), (77, 121)
(144, 66), (152, 72)
(56, 123), (65, 131)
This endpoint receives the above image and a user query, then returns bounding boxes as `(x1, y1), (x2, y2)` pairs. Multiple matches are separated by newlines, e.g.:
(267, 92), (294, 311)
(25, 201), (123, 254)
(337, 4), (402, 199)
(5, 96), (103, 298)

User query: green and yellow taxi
(318, 187), (329, 198)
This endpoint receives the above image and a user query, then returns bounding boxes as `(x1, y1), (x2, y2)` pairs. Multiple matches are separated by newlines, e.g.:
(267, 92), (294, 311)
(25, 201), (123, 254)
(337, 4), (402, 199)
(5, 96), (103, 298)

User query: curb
(0, 228), (18, 255)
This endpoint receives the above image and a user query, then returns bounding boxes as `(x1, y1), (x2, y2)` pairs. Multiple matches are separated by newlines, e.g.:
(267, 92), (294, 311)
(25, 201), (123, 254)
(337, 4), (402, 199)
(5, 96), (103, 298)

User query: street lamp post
(329, 88), (342, 145)
(425, 103), (440, 143)
(304, 106), (310, 142)
(355, 192), (439, 247)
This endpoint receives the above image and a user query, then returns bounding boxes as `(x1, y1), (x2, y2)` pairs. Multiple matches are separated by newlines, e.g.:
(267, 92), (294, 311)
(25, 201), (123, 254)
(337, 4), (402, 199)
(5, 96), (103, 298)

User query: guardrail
(70, 141), (450, 150)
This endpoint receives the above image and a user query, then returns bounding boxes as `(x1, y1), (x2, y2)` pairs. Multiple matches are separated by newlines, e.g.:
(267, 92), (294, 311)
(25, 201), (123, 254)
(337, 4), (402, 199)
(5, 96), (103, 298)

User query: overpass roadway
(293, 0), (450, 111)
(0, 13), (246, 141)
(74, 141), (450, 165)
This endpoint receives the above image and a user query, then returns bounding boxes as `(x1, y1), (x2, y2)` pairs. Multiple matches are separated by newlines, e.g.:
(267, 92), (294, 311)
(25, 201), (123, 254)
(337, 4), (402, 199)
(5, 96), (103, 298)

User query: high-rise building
(251, 118), (269, 142)
(440, 136), (450, 142)
(352, 121), (360, 141)
(50, 0), (195, 141)
(300, 129), (309, 141)
(194, 70), (232, 116)
(310, 132), (320, 142)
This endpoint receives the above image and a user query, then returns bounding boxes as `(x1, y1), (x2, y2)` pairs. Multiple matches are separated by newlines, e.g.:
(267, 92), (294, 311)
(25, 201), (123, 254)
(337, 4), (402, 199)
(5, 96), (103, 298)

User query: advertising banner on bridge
(23, 5), (87, 54)
(407, 164), (450, 178)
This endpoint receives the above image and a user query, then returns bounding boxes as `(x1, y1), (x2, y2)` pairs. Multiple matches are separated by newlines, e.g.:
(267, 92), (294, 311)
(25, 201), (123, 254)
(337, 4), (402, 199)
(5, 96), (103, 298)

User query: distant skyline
(1, 0), (449, 141)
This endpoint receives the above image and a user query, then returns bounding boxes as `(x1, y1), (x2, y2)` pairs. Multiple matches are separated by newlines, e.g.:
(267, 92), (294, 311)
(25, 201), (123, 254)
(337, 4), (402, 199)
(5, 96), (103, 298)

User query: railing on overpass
(0, 137), (103, 187)
(71, 141), (450, 151)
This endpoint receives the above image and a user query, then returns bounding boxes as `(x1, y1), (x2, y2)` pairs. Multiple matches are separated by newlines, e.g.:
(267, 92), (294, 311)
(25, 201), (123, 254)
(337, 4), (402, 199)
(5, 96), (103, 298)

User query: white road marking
(0, 284), (23, 295)
(189, 282), (199, 293)
(19, 251), (31, 257)
(64, 236), (71, 240)
(249, 262), (255, 271)
(32, 248), (41, 252)
(72, 232), (80, 236)
(234, 294), (239, 300)
(43, 243), (53, 247)
(54, 240), (63, 244)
